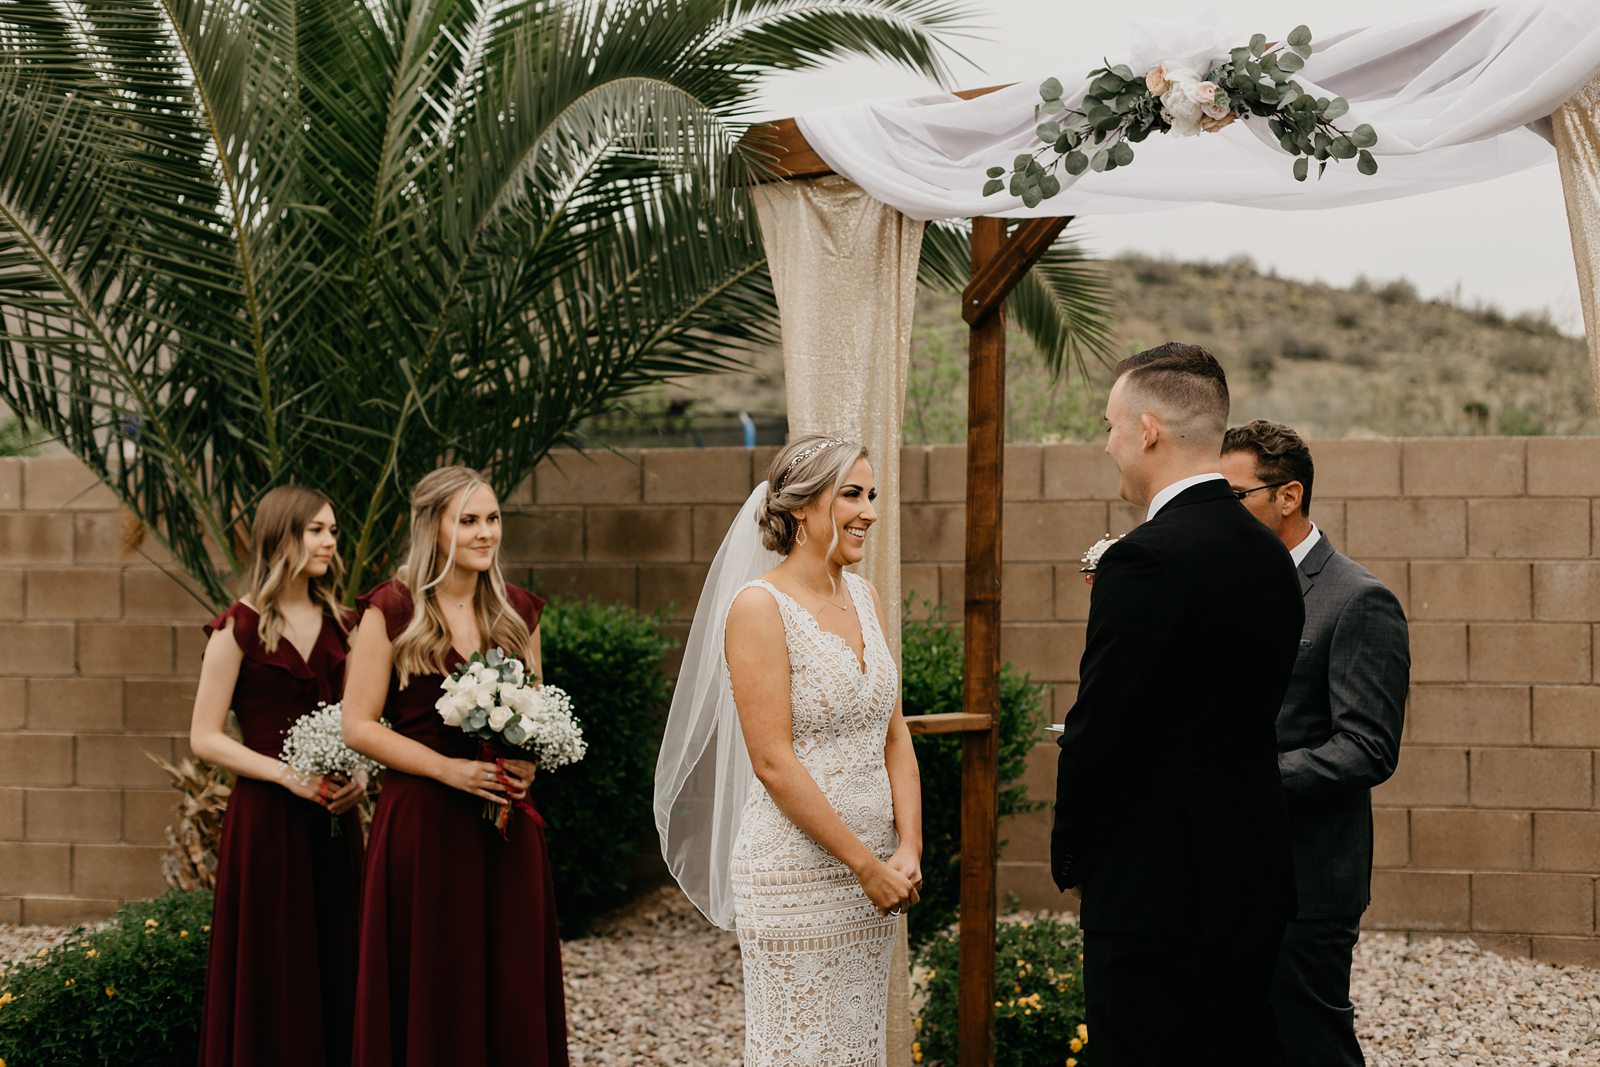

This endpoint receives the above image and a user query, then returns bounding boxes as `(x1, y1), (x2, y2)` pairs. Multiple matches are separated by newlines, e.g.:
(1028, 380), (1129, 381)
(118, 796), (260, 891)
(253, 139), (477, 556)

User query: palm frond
(919, 219), (1118, 377)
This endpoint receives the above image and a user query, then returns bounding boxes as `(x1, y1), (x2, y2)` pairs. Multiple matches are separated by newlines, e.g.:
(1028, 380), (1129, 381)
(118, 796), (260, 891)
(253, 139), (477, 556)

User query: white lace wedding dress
(729, 572), (900, 1067)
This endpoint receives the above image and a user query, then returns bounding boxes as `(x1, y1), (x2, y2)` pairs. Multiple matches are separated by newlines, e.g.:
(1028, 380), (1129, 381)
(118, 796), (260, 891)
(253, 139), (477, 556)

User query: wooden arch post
(744, 111), (1069, 1066)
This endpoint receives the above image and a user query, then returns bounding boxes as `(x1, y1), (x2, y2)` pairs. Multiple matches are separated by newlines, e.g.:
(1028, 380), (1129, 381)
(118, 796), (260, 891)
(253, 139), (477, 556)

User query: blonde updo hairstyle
(756, 434), (869, 557)
(391, 465), (531, 687)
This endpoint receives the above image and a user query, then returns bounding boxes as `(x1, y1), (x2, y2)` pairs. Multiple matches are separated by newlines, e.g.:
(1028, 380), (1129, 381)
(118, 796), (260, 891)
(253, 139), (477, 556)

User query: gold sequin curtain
(753, 174), (923, 1066)
(753, 175), (923, 655)
(1554, 76), (1600, 409)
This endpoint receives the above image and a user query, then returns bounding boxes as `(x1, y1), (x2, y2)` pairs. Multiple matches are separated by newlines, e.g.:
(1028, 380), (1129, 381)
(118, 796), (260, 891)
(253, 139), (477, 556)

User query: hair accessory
(781, 437), (848, 478)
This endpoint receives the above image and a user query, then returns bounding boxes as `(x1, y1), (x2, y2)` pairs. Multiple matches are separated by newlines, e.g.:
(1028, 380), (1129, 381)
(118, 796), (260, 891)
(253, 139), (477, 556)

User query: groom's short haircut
(1223, 419), (1316, 516)
(1114, 342), (1230, 449)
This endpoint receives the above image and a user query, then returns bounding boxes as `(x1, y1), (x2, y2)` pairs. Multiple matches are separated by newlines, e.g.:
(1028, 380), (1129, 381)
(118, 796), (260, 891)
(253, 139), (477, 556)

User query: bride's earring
(795, 521), (808, 547)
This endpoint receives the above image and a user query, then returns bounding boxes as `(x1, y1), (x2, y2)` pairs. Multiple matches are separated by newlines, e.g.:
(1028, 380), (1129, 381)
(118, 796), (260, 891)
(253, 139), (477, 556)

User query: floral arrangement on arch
(985, 25), (1378, 207)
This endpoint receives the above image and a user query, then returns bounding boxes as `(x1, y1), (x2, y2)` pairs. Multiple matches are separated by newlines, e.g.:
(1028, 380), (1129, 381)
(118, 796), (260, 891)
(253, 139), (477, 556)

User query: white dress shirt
(1288, 522), (1322, 567)
(1146, 472), (1227, 522)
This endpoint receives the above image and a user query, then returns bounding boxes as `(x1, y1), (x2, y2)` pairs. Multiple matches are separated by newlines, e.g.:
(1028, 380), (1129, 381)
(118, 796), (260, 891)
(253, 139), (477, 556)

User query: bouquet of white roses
(279, 702), (383, 835)
(436, 647), (586, 832)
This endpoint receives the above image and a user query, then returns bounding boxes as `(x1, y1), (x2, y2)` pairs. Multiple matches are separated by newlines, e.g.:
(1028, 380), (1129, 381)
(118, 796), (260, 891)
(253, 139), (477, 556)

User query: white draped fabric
(794, 0), (1600, 220)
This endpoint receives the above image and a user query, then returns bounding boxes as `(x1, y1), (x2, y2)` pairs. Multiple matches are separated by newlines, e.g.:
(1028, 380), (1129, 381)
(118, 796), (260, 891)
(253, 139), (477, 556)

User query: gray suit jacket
(1278, 534), (1410, 919)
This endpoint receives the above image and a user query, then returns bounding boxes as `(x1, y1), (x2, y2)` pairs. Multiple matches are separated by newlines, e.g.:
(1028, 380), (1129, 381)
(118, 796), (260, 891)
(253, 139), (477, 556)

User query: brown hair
(243, 485), (346, 654)
(1222, 419), (1315, 516)
(391, 466), (531, 686)
(755, 435), (869, 556)
(1114, 342), (1230, 447)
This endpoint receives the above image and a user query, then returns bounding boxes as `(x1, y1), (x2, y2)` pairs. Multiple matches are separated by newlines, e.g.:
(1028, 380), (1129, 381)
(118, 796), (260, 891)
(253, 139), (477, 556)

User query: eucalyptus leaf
(1039, 98), (1066, 116)
(1014, 153), (1034, 171)
(1287, 24), (1313, 48)
(1038, 174), (1062, 198)
(1112, 64), (1135, 81)
(1250, 33), (1268, 57)
(1091, 74), (1124, 96)
(1090, 149), (1110, 172)
(1054, 132), (1076, 153)
(1115, 92), (1143, 112)
(1350, 124), (1378, 149)
(1063, 151), (1090, 176)
(985, 166), (1005, 178)
(1040, 77), (1064, 102)
(1329, 136), (1357, 159)
(1277, 51), (1304, 73)
(1110, 142), (1135, 166)
(1037, 121), (1063, 143)
(1021, 186), (1042, 208)
(1323, 96), (1350, 121)
(1293, 156), (1309, 182)
(1357, 149), (1378, 175)
(982, 178), (1004, 196)
(1231, 47), (1252, 67)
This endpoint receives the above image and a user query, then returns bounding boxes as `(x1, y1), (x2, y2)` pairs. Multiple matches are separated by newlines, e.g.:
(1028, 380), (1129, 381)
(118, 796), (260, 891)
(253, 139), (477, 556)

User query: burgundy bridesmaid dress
(199, 602), (364, 1067)
(351, 580), (569, 1067)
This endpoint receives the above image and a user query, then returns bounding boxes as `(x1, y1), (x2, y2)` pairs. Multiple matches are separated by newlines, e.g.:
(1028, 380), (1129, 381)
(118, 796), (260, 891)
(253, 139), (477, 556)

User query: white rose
(504, 660), (525, 686)
(438, 696), (466, 727)
(1156, 65), (1230, 137)
(487, 703), (513, 730)
(472, 682), (497, 709)
(507, 687), (536, 716)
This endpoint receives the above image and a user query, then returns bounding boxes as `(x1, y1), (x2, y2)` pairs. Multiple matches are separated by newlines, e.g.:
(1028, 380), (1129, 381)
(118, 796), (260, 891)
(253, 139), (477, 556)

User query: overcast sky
(752, 0), (1585, 332)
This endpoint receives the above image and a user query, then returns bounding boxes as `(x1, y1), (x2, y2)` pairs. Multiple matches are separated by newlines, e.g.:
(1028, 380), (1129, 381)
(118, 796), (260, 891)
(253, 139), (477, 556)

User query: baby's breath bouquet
(279, 702), (383, 835)
(436, 647), (586, 834)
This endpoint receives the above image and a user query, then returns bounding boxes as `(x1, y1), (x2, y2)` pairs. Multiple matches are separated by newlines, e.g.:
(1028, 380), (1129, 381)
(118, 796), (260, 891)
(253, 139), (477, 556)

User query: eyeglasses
(1232, 480), (1291, 501)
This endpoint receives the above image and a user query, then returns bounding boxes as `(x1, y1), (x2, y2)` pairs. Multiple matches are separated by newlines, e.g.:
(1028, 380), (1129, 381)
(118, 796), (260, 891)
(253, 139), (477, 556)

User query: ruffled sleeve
(506, 584), (546, 632)
(204, 601), (260, 654)
(356, 580), (414, 643)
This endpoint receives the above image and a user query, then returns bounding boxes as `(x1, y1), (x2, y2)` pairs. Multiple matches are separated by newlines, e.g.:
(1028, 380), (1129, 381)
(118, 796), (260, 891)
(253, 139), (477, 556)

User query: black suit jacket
(1277, 535), (1410, 919)
(1052, 479), (1303, 933)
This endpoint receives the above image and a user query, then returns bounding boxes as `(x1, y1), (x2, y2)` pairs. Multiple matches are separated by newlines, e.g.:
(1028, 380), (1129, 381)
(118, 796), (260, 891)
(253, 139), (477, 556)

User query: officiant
(1222, 421), (1411, 1066)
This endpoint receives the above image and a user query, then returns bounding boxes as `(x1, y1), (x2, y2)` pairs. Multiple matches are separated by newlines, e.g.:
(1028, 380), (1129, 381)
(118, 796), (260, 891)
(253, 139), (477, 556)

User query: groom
(1052, 343), (1304, 1064)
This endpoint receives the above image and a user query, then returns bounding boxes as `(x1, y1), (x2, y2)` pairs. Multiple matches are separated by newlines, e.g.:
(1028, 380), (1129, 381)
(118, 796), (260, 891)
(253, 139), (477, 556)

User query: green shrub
(0, 419), (38, 457)
(901, 597), (1048, 948)
(532, 596), (677, 936)
(914, 914), (1090, 1067)
(0, 889), (212, 1066)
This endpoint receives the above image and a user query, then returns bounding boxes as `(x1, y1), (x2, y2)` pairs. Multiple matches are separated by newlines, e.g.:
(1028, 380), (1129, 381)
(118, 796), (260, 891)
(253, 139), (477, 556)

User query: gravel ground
(7, 890), (1599, 1064)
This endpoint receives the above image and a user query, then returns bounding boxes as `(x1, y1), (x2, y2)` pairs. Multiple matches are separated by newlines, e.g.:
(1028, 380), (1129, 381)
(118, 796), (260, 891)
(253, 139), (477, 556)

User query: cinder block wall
(4, 441), (1600, 965)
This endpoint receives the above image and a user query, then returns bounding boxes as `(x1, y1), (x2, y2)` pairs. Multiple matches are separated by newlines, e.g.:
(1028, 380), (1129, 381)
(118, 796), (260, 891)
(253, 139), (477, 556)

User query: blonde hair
(755, 434), (868, 558)
(243, 485), (347, 654)
(391, 466), (530, 687)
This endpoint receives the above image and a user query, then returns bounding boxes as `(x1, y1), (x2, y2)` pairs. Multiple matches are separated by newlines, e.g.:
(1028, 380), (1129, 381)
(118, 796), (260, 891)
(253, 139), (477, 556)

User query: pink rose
(1145, 65), (1170, 96)
(1194, 81), (1219, 106)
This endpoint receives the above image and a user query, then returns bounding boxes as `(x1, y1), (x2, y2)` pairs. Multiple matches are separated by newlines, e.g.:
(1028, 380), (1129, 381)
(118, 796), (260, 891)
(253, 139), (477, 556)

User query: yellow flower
(1013, 983), (1022, 993)
(1070, 1038), (1084, 1053)
(84, 948), (98, 958)
(144, 918), (158, 928)
(34, 949), (46, 958)
(1066, 1059), (1077, 1067)
(63, 978), (74, 987)
(180, 930), (190, 938)
(1077, 1023), (1089, 1042)
(104, 986), (116, 998)
(0, 991), (15, 1008)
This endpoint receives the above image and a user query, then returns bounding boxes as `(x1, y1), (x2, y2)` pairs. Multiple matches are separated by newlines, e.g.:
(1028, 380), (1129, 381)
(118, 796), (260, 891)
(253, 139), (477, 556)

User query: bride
(655, 434), (923, 1066)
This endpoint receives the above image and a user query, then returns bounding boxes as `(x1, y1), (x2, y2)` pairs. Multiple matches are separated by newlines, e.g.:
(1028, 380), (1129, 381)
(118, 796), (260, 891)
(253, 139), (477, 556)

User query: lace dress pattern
(729, 573), (901, 1067)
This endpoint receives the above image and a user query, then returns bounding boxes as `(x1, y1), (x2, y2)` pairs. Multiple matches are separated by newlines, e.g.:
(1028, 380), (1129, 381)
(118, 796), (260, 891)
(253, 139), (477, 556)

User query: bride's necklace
(799, 581), (851, 612)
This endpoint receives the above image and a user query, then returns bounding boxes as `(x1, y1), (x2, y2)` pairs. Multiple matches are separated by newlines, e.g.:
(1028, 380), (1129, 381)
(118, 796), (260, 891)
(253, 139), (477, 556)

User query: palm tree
(0, 0), (1113, 604)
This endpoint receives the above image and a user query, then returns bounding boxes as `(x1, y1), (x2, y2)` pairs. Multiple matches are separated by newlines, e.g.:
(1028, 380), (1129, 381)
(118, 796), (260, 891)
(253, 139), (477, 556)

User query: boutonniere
(1079, 534), (1122, 586)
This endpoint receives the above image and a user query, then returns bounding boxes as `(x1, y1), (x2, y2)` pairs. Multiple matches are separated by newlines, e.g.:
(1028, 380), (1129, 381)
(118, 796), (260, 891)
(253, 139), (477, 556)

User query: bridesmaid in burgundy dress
(343, 465), (569, 1066)
(189, 485), (366, 1067)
